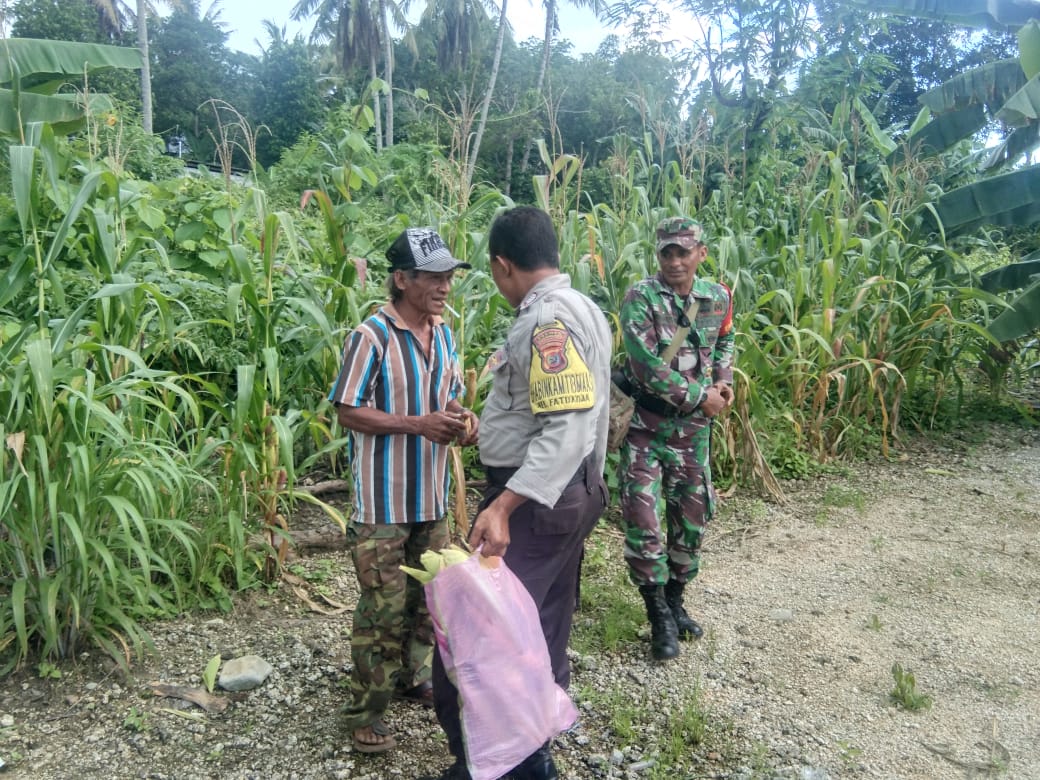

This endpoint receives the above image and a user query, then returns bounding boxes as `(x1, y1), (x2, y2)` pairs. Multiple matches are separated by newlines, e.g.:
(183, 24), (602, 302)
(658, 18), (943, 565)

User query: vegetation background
(0, 0), (1037, 724)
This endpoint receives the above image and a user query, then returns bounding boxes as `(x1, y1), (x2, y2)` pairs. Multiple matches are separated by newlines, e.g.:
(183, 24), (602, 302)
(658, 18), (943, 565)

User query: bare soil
(0, 425), (1037, 780)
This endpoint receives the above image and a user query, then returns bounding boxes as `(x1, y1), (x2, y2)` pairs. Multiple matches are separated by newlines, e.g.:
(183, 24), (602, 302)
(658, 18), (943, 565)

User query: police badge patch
(529, 320), (595, 414)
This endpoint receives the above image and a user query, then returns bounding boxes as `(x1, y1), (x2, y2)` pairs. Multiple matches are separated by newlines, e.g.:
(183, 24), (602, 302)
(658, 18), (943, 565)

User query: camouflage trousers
(341, 519), (448, 730)
(619, 421), (715, 587)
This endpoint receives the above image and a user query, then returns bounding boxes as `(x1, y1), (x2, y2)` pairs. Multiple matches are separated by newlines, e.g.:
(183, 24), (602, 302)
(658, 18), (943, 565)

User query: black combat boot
(510, 743), (559, 780)
(664, 579), (704, 640)
(639, 584), (680, 660)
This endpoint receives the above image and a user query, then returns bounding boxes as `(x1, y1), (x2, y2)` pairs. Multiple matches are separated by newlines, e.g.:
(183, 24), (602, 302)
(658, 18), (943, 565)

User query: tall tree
(519, 0), (604, 172)
(252, 22), (325, 166)
(293, 0), (384, 147)
(87, 1), (178, 133)
(293, 0), (410, 148)
(149, 1), (232, 150)
(465, 0), (508, 192)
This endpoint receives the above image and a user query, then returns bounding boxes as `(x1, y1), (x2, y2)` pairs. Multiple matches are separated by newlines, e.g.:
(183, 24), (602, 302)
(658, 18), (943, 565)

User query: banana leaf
(1020, 21), (1040, 78)
(979, 254), (1040, 292)
(889, 104), (987, 165)
(0, 39), (134, 137)
(0, 39), (142, 86)
(996, 71), (1040, 126)
(858, 0), (1040, 30)
(988, 279), (1040, 342)
(926, 165), (1040, 235)
(917, 59), (1025, 114)
(0, 89), (111, 136)
(981, 123), (1040, 170)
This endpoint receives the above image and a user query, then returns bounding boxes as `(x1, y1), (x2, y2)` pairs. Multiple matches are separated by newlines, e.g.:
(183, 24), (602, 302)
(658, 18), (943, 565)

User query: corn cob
(400, 544), (472, 583)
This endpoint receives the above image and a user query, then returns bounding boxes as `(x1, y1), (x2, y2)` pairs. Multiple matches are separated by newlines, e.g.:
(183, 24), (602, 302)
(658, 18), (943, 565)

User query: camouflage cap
(655, 216), (705, 252)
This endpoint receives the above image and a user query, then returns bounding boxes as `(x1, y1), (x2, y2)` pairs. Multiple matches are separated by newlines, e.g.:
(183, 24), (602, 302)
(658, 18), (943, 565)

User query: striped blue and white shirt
(330, 304), (463, 525)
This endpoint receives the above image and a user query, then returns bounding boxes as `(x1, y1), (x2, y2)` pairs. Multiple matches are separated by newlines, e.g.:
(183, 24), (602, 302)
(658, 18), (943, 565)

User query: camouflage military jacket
(620, 273), (734, 421)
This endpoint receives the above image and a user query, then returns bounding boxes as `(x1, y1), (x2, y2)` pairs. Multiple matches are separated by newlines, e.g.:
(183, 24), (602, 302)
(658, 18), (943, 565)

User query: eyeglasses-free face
(656, 242), (707, 296)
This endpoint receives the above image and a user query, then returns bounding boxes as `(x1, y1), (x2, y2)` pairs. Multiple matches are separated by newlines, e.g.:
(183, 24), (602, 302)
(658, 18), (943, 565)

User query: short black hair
(488, 207), (559, 272)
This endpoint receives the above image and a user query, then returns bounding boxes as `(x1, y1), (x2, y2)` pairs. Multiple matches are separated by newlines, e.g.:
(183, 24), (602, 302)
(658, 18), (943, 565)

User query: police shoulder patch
(529, 320), (595, 414)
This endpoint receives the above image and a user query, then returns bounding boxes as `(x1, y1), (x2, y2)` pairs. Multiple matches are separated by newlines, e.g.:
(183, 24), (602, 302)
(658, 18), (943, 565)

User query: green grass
(821, 484), (866, 512)
(571, 526), (644, 655)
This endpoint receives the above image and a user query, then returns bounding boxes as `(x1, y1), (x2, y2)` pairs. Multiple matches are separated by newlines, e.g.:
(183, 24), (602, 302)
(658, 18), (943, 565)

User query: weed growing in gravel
(837, 739), (863, 769)
(745, 500), (769, 523)
(577, 683), (734, 778)
(865, 614), (883, 631)
(203, 654), (221, 693)
(822, 485), (866, 511)
(578, 685), (640, 741)
(870, 534), (885, 553)
(661, 687), (711, 763)
(703, 627), (719, 662)
(36, 662), (61, 680)
(289, 558), (337, 583)
(123, 707), (151, 733)
(889, 663), (932, 711)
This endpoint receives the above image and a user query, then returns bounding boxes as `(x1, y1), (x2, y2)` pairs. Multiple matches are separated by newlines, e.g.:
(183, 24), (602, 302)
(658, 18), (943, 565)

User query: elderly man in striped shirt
(330, 228), (479, 754)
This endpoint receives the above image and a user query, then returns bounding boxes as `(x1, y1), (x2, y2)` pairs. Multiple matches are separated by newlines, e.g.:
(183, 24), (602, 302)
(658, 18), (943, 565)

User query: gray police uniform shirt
(479, 273), (612, 508)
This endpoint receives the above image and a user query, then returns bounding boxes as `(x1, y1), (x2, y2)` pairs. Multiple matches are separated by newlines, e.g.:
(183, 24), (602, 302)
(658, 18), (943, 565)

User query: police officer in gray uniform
(426, 206), (612, 780)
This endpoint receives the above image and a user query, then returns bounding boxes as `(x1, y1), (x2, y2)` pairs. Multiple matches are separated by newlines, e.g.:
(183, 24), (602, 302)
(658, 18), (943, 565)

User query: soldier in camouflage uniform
(617, 217), (734, 661)
(330, 228), (479, 752)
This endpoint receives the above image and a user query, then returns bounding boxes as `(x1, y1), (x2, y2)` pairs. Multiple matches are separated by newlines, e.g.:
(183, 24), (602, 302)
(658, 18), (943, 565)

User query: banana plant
(0, 38), (142, 139)
(846, 0), (1040, 342)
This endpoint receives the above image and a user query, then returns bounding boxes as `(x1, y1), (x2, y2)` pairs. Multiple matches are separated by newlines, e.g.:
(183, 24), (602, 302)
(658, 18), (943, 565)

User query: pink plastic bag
(425, 553), (578, 780)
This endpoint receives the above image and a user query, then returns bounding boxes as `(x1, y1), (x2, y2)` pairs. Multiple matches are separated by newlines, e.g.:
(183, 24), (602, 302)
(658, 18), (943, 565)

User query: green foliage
(149, 7), (237, 158)
(574, 682), (733, 778)
(3, 13), (1038, 677)
(821, 485), (867, 511)
(36, 660), (61, 679)
(203, 654), (221, 694)
(889, 662), (933, 711)
(570, 527), (645, 654)
(0, 38), (142, 137)
(122, 707), (151, 733)
(251, 32), (325, 168)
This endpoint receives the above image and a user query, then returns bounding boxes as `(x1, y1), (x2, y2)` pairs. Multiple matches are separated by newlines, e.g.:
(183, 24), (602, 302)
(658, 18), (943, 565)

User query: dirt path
(0, 426), (1037, 779)
(699, 426), (1040, 778)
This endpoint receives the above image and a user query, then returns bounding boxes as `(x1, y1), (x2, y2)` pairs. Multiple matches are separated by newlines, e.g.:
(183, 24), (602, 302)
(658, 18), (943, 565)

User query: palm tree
(294, 0), (383, 145)
(294, 0), (410, 148)
(420, 0), (491, 73)
(466, 0), (508, 190)
(519, 0), (603, 172)
(89, 1), (182, 135)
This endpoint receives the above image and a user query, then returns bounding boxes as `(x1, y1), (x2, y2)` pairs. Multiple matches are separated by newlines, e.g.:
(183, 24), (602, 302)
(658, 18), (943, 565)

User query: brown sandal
(352, 718), (396, 753)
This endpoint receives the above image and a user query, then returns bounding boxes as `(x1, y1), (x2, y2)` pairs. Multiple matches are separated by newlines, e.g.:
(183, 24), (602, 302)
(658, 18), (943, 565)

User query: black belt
(485, 456), (591, 489)
(635, 394), (684, 418)
(612, 370), (684, 418)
